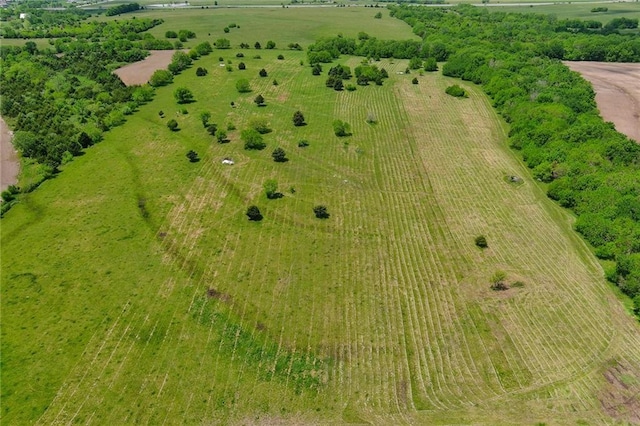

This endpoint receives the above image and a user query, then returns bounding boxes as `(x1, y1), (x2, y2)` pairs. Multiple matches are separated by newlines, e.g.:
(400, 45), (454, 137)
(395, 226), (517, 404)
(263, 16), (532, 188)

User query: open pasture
(486, 1), (640, 22)
(3, 42), (640, 423)
(97, 7), (418, 49)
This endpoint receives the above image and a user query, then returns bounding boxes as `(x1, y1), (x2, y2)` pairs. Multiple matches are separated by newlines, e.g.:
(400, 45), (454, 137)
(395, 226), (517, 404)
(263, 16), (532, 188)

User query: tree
(293, 110), (306, 126)
(195, 41), (213, 56)
(272, 147), (287, 162)
(169, 51), (192, 74)
(412, 77), (419, 84)
(238, 62), (246, 70)
(445, 85), (467, 98)
(259, 68), (268, 77)
(215, 38), (231, 49)
(167, 119), (179, 131)
(200, 111), (211, 127)
(174, 87), (194, 104)
(165, 30), (178, 38)
(186, 150), (200, 162)
(250, 118), (271, 134)
(254, 41), (262, 49)
(333, 79), (344, 91)
(374, 11), (382, 19)
(254, 94), (265, 106)
(206, 123), (218, 136)
(246, 205), (263, 221)
(236, 79), (251, 93)
(266, 40), (276, 49)
(475, 235), (488, 248)
(149, 69), (173, 87)
(215, 129), (228, 143)
(312, 64), (322, 76)
(196, 67), (208, 76)
(242, 129), (266, 150)
(424, 57), (438, 72)
(313, 205), (330, 219)
(333, 120), (351, 137)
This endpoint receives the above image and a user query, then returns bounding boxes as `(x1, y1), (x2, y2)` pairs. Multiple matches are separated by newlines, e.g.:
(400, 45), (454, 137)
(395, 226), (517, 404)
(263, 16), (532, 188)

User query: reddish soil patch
(114, 50), (176, 86)
(0, 116), (19, 192)
(565, 61), (640, 143)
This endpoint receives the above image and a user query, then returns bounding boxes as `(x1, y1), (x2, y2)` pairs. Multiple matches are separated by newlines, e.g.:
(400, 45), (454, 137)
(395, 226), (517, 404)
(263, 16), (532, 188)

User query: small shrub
(445, 84), (467, 98)
(227, 122), (236, 131)
(236, 79), (251, 93)
(272, 147), (288, 162)
(242, 129), (266, 150)
(345, 84), (356, 91)
(206, 123), (219, 136)
(490, 271), (508, 291)
(250, 118), (271, 134)
(246, 205), (263, 221)
(236, 52), (244, 58)
(298, 139), (309, 148)
(200, 111), (211, 127)
(333, 119), (351, 137)
(259, 68), (268, 77)
(366, 112), (377, 124)
(254, 94), (265, 106)
(272, 79), (278, 86)
(313, 205), (330, 219)
(475, 235), (488, 248)
(264, 179), (280, 199)
(511, 281), (525, 288)
(277, 54), (284, 60)
(186, 150), (200, 162)
(292, 110), (306, 127)
(238, 62), (246, 70)
(167, 119), (178, 131)
(412, 77), (419, 84)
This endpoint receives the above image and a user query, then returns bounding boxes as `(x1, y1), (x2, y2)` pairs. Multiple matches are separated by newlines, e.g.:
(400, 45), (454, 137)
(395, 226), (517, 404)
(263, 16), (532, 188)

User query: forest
(0, 16), (171, 201)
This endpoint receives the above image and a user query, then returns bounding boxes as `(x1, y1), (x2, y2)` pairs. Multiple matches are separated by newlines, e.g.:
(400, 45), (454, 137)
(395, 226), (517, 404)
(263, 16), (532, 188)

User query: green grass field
(487, 2), (640, 22)
(3, 7), (640, 423)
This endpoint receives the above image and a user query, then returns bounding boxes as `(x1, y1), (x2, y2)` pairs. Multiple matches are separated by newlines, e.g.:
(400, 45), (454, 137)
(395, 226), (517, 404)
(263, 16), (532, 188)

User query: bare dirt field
(0, 116), (19, 192)
(565, 61), (640, 143)
(114, 50), (176, 86)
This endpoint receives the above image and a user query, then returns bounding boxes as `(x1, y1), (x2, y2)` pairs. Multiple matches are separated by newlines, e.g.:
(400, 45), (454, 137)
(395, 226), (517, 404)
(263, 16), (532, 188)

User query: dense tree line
(0, 18), (165, 178)
(383, 4), (640, 316)
(105, 3), (141, 16)
(1, 10), (162, 40)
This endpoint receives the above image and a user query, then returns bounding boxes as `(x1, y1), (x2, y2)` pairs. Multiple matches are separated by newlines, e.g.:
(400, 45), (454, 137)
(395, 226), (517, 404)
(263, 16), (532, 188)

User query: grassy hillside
(2, 46), (640, 425)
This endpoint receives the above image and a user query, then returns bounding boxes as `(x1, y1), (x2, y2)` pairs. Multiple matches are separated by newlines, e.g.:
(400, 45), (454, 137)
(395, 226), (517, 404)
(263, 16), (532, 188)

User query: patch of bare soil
(114, 50), (176, 86)
(565, 61), (640, 143)
(0, 116), (19, 192)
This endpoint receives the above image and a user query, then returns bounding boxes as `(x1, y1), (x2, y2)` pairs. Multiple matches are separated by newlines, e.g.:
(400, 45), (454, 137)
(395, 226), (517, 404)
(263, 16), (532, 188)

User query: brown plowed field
(565, 61), (640, 143)
(114, 50), (176, 86)
(0, 116), (19, 192)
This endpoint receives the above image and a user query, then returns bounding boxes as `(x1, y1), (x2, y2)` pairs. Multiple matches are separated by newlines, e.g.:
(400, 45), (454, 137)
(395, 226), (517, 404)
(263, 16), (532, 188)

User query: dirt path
(114, 50), (176, 86)
(565, 61), (640, 143)
(0, 116), (19, 192)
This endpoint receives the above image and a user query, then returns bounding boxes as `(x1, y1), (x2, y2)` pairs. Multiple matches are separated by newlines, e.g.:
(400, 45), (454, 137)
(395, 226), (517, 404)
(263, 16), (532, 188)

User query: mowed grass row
(3, 45), (640, 425)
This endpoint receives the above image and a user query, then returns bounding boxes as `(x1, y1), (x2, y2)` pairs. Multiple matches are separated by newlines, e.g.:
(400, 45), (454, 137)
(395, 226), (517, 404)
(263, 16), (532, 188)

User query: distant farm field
(3, 42), (640, 423)
(99, 7), (419, 48)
